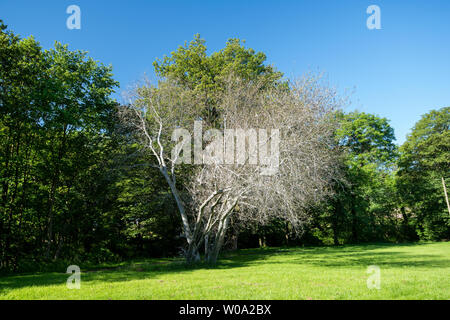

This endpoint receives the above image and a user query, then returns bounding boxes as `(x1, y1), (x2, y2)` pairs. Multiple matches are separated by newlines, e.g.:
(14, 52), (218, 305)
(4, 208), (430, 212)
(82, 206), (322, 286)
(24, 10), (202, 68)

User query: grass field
(0, 242), (449, 300)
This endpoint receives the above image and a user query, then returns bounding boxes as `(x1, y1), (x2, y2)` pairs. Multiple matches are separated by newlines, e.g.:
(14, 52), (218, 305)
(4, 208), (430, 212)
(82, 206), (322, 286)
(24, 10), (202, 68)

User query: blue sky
(1, 0), (449, 144)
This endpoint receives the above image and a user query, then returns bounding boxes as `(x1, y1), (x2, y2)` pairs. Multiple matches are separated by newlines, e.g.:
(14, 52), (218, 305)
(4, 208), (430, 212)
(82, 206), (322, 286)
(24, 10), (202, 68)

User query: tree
(0, 21), (45, 269)
(321, 111), (398, 244)
(0, 21), (119, 270)
(119, 73), (341, 264)
(153, 34), (286, 124)
(397, 107), (450, 240)
(185, 76), (340, 263)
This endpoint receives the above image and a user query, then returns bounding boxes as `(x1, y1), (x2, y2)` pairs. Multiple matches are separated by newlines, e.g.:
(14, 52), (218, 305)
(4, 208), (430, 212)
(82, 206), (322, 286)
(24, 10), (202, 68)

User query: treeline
(0, 22), (448, 272)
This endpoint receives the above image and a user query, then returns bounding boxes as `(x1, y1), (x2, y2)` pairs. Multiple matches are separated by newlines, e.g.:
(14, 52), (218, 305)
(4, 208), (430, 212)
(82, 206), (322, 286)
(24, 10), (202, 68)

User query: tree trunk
(258, 235), (266, 248)
(284, 222), (290, 246)
(45, 125), (67, 260)
(351, 204), (358, 243)
(442, 177), (450, 215)
(206, 216), (230, 264)
(160, 167), (200, 264)
(332, 199), (340, 246)
(230, 227), (239, 251)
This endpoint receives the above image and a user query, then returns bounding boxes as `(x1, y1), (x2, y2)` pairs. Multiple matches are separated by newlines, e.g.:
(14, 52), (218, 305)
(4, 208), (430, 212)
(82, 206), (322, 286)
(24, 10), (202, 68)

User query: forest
(0, 20), (449, 273)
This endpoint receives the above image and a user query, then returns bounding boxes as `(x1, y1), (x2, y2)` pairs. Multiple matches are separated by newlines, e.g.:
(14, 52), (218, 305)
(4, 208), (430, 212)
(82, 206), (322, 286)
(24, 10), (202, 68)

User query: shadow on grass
(0, 242), (448, 295)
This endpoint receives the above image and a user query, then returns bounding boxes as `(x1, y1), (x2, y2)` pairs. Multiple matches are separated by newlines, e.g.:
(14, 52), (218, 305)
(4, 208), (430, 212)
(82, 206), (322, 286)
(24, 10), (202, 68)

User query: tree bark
(442, 177), (450, 215)
(160, 167), (200, 263)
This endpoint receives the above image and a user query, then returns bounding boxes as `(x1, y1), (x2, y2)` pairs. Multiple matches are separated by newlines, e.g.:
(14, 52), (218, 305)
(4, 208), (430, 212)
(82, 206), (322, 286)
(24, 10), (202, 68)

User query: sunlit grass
(0, 242), (449, 299)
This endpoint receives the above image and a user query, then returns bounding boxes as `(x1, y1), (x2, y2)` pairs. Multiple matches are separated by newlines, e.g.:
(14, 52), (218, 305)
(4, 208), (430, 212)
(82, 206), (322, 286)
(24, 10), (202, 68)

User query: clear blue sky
(1, 0), (450, 144)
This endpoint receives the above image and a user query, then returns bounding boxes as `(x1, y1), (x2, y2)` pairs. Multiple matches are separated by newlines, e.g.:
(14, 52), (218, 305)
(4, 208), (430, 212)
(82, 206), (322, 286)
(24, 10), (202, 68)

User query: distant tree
(321, 111), (398, 244)
(397, 107), (450, 240)
(336, 111), (397, 167)
(0, 21), (119, 270)
(153, 34), (286, 124)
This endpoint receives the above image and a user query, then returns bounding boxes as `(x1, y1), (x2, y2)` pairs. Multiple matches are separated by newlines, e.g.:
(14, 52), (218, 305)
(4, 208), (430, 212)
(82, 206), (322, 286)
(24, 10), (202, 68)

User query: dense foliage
(0, 22), (448, 272)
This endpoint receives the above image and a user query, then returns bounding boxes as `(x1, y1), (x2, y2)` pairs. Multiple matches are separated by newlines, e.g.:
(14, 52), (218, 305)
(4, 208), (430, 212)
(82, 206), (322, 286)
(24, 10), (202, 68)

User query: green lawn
(1, 242), (449, 300)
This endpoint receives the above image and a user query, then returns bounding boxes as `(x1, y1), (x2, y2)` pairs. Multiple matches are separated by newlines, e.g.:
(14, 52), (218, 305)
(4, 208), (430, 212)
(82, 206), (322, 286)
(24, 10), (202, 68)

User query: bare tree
(119, 74), (342, 264)
(118, 80), (203, 262)
(185, 76), (341, 263)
